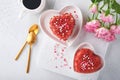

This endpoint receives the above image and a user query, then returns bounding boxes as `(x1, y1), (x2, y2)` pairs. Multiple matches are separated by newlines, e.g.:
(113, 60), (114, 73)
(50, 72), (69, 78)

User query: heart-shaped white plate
(73, 42), (104, 80)
(40, 5), (83, 46)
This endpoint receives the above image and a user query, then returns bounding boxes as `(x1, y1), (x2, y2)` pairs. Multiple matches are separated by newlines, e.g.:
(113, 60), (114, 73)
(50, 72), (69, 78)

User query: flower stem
(108, 23), (110, 29)
(95, 13), (99, 19)
(116, 13), (118, 25)
(92, 13), (95, 20)
(94, 0), (97, 3)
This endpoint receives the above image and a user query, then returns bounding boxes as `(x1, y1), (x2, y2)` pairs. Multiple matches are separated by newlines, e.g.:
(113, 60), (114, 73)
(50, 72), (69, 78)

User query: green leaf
(87, 17), (91, 21)
(111, 0), (120, 14)
(91, 0), (102, 3)
(105, 9), (110, 16)
(117, 19), (120, 25)
(104, 0), (110, 4)
(89, 4), (94, 9)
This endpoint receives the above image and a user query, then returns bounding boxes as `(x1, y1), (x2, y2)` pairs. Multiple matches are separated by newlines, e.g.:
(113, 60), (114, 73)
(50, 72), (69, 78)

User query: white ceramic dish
(40, 5), (83, 47)
(37, 31), (109, 80)
(73, 42), (105, 80)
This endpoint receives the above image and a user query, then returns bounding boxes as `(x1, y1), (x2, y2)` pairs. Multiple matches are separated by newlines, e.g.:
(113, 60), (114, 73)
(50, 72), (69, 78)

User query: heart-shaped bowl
(73, 42), (105, 74)
(40, 5), (83, 47)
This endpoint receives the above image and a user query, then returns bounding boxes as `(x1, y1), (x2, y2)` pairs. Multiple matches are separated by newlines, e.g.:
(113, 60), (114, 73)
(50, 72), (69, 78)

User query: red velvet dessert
(49, 13), (75, 41)
(74, 48), (103, 73)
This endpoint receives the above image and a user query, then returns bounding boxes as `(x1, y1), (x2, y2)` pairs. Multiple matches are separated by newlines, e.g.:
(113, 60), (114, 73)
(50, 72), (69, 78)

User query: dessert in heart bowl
(40, 5), (83, 46)
(74, 42), (104, 73)
(73, 42), (105, 80)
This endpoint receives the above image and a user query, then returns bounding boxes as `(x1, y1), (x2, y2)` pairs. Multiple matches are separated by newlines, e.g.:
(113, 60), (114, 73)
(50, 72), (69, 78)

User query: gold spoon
(15, 24), (39, 60)
(26, 31), (36, 73)
(29, 24), (39, 35)
(14, 24), (39, 73)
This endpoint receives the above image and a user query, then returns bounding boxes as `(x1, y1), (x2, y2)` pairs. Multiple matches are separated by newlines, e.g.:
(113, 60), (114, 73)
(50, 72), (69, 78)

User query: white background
(0, 0), (120, 80)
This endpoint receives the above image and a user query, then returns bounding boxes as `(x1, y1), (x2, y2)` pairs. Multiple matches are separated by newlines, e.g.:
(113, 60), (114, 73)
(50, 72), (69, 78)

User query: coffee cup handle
(18, 0), (22, 3)
(18, 0), (26, 19)
(18, 9), (26, 19)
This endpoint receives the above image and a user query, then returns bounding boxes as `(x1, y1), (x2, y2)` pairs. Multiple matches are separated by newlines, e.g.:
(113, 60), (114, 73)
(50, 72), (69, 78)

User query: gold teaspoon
(14, 24), (39, 73)
(29, 24), (39, 35)
(26, 32), (36, 73)
(15, 24), (39, 60)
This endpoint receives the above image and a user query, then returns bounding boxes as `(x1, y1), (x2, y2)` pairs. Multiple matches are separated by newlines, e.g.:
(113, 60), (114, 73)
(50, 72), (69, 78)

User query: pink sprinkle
(57, 54), (59, 56)
(62, 49), (64, 52)
(75, 14), (78, 18)
(55, 66), (58, 68)
(54, 51), (57, 53)
(74, 11), (76, 13)
(69, 67), (72, 69)
(60, 56), (63, 59)
(64, 58), (67, 62)
(52, 44), (71, 69)
(64, 64), (68, 66)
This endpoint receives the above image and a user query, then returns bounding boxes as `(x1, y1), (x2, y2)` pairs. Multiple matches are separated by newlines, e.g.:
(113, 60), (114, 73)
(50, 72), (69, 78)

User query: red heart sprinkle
(49, 13), (75, 41)
(74, 48), (103, 73)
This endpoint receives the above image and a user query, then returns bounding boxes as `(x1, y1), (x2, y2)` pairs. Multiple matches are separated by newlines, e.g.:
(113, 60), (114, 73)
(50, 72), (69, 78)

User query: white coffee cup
(19, 0), (46, 18)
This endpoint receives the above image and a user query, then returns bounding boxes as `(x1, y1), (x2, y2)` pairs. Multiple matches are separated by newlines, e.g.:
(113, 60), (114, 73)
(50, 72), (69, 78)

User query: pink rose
(100, 13), (114, 23)
(90, 4), (98, 13)
(110, 25), (120, 34)
(84, 20), (100, 33)
(95, 27), (116, 41)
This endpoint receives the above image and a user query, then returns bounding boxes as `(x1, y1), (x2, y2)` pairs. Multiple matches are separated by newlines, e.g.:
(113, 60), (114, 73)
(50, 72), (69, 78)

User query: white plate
(40, 5), (83, 46)
(37, 30), (109, 80)
(37, 1), (109, 80)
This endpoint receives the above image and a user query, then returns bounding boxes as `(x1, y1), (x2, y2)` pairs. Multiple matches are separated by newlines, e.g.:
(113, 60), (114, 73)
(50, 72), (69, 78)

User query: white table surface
(0, 0), (120, 80)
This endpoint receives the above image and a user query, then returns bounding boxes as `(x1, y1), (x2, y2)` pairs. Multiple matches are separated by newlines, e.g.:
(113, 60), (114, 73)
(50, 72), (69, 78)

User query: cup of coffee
(19, 0), (46, 18)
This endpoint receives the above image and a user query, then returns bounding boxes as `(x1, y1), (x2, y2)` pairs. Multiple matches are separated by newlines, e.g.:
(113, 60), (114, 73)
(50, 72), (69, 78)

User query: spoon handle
(15, 42), (27, 60)
(26, 45), (32, 73)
